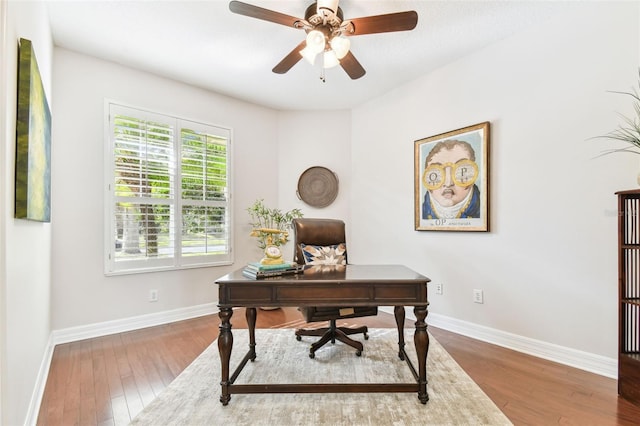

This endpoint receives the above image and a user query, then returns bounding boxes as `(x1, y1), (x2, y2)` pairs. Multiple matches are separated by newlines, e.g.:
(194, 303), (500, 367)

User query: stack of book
(242, 261), (304, 279)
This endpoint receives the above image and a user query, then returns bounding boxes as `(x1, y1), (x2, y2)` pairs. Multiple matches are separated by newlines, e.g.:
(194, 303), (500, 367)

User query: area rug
(130, 328), (512, 425)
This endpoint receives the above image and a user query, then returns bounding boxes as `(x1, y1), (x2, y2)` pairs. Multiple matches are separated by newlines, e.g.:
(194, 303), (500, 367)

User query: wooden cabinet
(617, 189), (640, 405)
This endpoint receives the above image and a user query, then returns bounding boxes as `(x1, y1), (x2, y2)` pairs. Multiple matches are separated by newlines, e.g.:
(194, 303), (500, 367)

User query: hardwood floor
(37, 308), (640, 425)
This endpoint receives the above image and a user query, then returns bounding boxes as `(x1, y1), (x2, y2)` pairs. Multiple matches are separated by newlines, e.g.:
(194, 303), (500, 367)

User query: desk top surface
(215, 264), (429, 285)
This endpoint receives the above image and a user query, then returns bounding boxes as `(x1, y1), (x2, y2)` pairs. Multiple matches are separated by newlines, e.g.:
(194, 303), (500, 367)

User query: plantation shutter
(106, 103), (232, 274)
(179, 121), (231, 263)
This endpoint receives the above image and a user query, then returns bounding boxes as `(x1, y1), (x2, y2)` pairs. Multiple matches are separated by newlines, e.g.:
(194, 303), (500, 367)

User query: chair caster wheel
(309, 352), (315, 359)
(356, 351), (362, 357)
(296, 335), (301, 341)
(364, 333), (369, 340)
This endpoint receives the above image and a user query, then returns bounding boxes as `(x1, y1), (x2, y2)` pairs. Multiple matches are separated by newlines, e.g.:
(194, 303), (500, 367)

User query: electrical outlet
(149, 289), (159, 302)
(473, 289), (483, 304)
(435, 283), (443, 295)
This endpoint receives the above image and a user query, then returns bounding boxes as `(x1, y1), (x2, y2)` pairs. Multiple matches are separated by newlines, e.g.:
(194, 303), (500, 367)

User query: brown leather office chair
(292, 218), (378, 358)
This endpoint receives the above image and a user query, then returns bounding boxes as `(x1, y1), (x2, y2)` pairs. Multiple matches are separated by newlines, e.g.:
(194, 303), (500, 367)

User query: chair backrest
(292, 218), (347, 265)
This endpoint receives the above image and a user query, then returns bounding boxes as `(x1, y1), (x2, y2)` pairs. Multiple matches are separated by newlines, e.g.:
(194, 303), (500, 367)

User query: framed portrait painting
(414, 122), (489, 232)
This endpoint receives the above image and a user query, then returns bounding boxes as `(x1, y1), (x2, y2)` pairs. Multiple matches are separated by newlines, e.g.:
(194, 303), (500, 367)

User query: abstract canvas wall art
(15, 38), (51, 222)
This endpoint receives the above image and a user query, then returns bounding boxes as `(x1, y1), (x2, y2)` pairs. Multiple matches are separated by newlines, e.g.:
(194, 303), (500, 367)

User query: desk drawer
(375, 285), (427, 303)
(277, 286), (371, 302)
(224, 285), (273, 303)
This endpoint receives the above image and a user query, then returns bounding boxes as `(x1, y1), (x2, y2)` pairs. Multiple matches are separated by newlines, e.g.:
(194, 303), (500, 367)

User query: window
(105, 103), (232, 274)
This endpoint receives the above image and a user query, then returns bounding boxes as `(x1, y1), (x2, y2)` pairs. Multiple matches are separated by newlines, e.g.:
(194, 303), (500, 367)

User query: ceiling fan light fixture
(300, 46), (318, 65)
(329, 36), (350, 59)
(322, 49), (340, 69)
(305, 29), (326, 54)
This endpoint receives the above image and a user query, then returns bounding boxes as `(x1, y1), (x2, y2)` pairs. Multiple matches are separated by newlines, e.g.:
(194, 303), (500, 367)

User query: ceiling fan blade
(272, 40), (306, 74)
(229, 1), (301, 28)
(346, 11), (418, 36)
(340, 51), (366, 80)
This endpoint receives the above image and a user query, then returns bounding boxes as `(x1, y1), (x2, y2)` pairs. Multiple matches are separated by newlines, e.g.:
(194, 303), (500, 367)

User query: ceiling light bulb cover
(323, 50), (340, 69)
(299, 46), (318, 65)
(305, 30), (325, 54)
(317, 0), (339, 17)
(330, 36), (350, 59)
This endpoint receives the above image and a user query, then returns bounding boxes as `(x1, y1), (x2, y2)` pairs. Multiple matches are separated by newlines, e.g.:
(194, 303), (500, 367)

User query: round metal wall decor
(296, 166), (339, 208)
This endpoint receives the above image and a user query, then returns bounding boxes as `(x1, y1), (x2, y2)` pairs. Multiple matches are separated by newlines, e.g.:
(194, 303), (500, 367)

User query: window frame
(104, 101), (234, 275)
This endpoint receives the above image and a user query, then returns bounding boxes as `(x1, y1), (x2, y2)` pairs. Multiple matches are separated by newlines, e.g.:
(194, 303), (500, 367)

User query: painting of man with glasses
(414, 122), (489, 231)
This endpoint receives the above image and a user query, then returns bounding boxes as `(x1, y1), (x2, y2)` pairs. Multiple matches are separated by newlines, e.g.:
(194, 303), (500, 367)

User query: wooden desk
(215, 264), (430, 405)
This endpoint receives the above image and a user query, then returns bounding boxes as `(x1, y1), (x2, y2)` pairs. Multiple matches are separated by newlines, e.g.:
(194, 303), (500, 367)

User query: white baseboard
(24, 334), (55, 426)
(380, 307), (617, 379)
(51, 302), (219, 345)
(26, 303), (219, 426)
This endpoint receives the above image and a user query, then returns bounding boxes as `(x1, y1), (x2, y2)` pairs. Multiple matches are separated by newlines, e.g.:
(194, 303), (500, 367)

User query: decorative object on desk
(241, 261), (304, 280)
(296, 166), (339, 208)
(414, 122), (489, 232)
(15, 38), (51, 222)
(247, 199), (303, 265)
(129, 329), (512, 426)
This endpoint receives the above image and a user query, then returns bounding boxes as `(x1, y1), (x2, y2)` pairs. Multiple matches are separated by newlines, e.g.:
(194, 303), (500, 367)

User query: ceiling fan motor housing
(315, 0), (341, 18)
(304, 2), (343, 34)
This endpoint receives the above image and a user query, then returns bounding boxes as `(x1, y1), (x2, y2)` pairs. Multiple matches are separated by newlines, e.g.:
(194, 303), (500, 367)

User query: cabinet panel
(617, 190), (640, 406)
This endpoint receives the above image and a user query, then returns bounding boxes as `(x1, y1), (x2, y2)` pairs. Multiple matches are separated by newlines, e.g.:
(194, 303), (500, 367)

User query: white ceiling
(45, 0), (575, 111)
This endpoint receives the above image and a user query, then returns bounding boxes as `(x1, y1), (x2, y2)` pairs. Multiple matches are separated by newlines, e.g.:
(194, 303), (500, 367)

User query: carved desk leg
(218, 307), (233, 405)
(394, 306), (406, 360)
(414, 305), (429, 404)
(246, 307), (257, 361)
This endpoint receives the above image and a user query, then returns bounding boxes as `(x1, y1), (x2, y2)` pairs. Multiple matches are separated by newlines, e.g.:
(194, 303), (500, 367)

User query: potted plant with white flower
(246, 199), (303, 264)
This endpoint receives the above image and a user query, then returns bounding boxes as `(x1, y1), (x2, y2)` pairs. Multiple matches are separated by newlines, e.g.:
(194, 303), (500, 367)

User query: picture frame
(414, 121), (489, 232)
(15, 38), (51, 222)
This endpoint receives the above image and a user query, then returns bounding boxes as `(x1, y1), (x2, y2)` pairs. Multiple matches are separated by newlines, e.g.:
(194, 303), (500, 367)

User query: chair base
(295, 320), (369, 358)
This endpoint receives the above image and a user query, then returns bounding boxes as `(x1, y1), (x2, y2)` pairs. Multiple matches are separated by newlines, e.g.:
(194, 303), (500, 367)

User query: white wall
(351, 2), (639, 359)
(3, 1), (638, 423)
(1, 2), (53, 425)
(0, 2), (6, 421)
(276, 110), (352, 259)
(50, 49), (280, 330)
(49, 49), (357, 327)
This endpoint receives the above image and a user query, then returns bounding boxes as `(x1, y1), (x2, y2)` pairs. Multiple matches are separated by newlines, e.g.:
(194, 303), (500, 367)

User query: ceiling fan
(229, 0), (418, 80)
